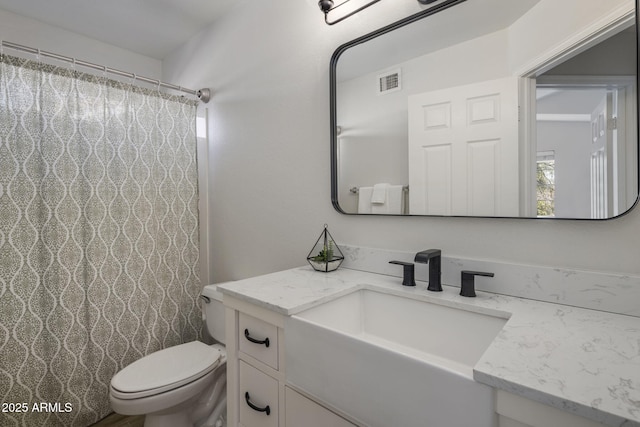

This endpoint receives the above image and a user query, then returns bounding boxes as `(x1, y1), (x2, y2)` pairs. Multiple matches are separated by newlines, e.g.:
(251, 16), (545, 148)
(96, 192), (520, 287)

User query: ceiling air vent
(377, 69), (401, 95)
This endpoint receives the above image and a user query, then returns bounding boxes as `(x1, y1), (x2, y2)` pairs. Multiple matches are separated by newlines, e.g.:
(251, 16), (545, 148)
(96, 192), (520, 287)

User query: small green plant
(312, 241), (334, 263)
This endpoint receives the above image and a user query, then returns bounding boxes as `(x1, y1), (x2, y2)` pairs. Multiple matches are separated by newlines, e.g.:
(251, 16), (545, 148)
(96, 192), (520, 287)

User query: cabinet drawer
(496, 391), (603, 427)
(239, 361), (278, 427)
(285, 387), (356, 427)
(239, 312), (278, 369)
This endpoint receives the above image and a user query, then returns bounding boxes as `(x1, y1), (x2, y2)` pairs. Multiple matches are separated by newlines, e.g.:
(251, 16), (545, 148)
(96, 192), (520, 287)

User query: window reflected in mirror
(536, 152), (555, 217)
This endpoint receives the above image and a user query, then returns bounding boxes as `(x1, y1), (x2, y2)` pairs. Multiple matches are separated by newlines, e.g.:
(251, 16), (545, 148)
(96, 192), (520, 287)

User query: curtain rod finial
(197, 88), (211, 103)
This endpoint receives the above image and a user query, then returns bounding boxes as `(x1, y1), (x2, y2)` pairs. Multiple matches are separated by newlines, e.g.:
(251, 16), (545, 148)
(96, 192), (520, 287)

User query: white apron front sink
(285, 289), (508, 427)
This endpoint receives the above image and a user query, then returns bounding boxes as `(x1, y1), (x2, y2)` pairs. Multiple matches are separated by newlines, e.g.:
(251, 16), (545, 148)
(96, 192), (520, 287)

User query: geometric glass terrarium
(306, 224), (344, 272)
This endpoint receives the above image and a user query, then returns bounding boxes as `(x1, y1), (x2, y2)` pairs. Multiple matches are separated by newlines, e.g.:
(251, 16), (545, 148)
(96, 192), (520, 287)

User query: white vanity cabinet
(217, 266), (640, 427)
(496, 391), (605, 427)
(224, 295), (356, 427)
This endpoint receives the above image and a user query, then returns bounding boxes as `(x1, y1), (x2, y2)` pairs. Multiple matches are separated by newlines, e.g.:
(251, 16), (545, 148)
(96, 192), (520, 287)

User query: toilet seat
(111, 341), (223, 400)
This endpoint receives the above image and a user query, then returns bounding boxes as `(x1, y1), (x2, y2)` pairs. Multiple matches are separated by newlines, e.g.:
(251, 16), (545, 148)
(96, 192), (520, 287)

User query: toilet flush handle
(199, 295), (211, 304)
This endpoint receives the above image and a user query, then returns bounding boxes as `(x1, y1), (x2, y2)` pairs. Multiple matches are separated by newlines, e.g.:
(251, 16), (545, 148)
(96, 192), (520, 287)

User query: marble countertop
(217, 266), (640, 427)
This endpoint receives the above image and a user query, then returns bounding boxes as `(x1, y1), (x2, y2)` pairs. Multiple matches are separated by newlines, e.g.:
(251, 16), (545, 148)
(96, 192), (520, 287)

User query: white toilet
(110, 284), (227, 427)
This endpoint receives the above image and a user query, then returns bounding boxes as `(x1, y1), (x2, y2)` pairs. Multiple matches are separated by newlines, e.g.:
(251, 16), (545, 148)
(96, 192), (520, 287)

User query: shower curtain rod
(0, 40), (211, 103)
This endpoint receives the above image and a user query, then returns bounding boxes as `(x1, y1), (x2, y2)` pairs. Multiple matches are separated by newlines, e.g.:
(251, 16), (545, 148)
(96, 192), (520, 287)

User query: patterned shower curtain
(0, 54), (202, 427)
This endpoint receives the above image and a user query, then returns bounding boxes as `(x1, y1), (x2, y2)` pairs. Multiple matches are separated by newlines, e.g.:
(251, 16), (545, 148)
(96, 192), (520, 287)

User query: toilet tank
(201, 284), (226, 345)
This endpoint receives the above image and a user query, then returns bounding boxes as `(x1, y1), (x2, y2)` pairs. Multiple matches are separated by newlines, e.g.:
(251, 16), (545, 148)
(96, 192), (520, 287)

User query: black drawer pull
(244, 328), (270, 348)
(245, 391), (271, 415)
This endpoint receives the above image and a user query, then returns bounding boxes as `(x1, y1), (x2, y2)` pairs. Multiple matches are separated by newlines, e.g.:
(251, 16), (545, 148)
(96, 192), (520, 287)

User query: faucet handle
(460, 270), (494, 297)
(389, 261), (416, 287)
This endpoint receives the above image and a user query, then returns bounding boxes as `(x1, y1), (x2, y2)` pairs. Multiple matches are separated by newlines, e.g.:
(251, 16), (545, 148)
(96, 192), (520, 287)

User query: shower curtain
(0, 54), (202, 427)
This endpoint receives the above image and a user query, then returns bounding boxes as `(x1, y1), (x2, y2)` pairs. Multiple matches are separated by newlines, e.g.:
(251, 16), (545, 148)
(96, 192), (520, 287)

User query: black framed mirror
(330, 0), (639, 219)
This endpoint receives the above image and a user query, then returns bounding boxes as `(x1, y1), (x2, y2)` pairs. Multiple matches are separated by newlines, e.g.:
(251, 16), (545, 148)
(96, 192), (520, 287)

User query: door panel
(408, 77), (520, 216)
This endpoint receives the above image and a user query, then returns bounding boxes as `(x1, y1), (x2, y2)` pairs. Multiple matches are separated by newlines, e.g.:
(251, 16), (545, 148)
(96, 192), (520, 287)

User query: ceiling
(0, 0), (236, 59)
(338, 0), (541, 82)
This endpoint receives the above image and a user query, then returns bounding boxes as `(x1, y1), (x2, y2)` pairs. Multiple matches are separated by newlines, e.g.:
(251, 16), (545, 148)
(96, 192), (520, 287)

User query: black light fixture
(318, 0), (334, 13)
(319, 0), (440, 25)
(319, 0), (382, 25)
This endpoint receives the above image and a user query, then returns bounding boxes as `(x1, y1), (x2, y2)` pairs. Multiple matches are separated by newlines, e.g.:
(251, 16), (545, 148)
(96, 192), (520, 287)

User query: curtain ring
(36, 48), (41, 62)
(131, 73), (137, 85)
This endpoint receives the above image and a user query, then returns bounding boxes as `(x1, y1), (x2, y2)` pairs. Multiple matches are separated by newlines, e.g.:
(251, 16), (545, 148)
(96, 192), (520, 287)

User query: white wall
(0, 8), (161, 79)
(543, 28), (636, 76)
(537, 121), (592, 218)
(507, 0), (631, 73)
(162, 0), (640, 286)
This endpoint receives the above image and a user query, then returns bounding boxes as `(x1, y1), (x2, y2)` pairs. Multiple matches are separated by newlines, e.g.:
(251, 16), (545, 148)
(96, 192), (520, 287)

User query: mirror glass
(332, 0), (638, 219)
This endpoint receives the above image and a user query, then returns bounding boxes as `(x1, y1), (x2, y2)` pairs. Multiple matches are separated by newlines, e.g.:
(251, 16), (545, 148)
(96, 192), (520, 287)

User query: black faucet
(414, 249), (441, 292)
(460, 270), (494, 297)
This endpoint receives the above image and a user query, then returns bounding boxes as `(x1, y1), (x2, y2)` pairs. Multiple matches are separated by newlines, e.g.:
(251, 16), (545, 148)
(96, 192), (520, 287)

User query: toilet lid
(111, 341), (222, 398)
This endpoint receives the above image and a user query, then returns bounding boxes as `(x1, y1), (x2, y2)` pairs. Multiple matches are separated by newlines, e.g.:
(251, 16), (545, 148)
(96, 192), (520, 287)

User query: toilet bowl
(109, 285), (227, 427)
